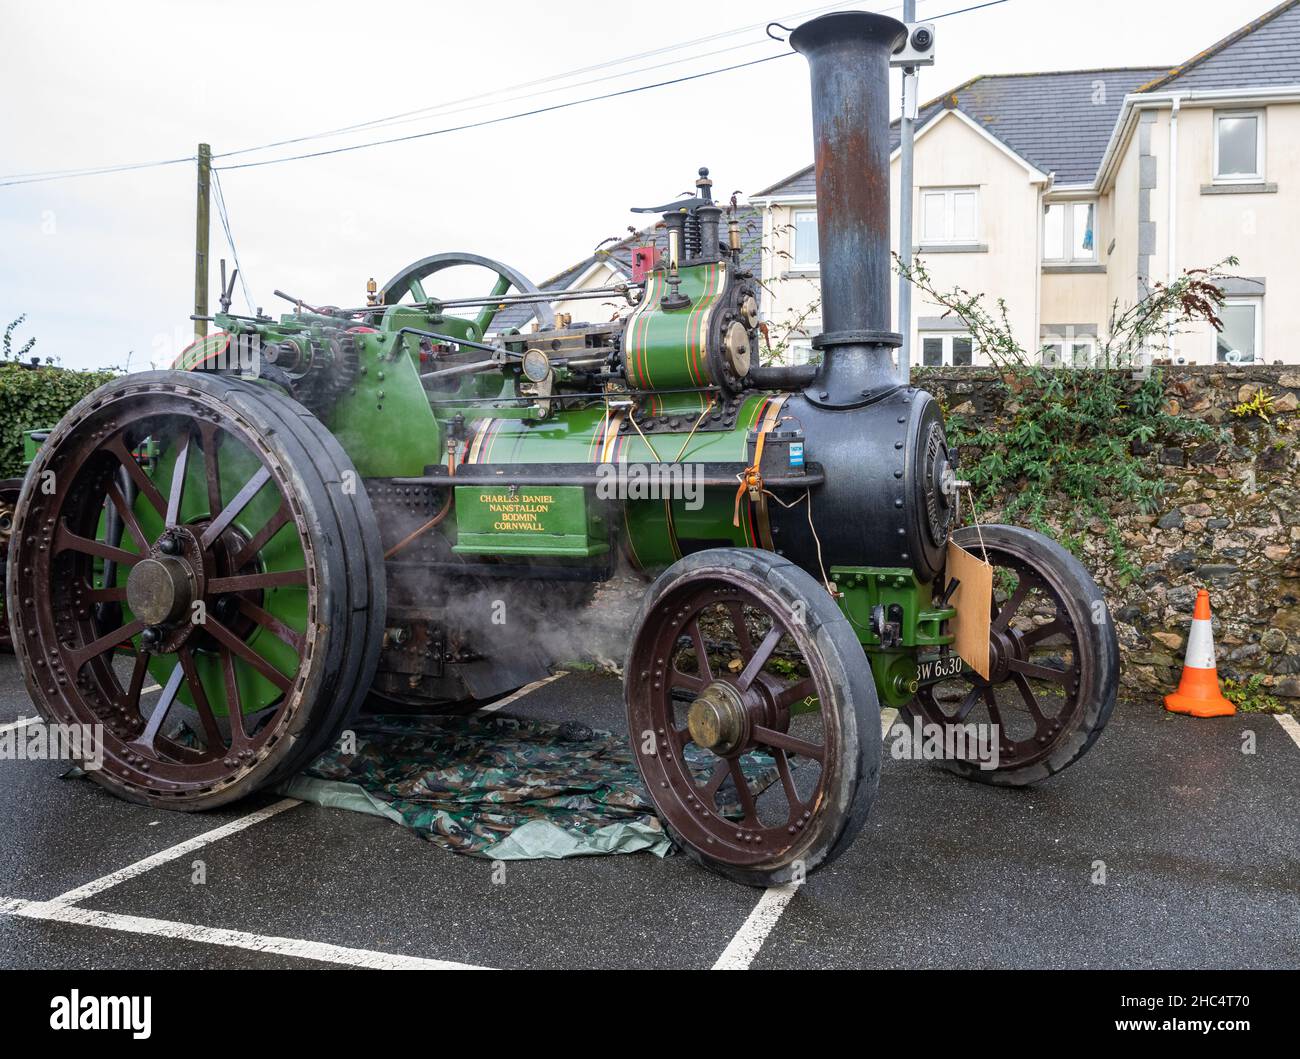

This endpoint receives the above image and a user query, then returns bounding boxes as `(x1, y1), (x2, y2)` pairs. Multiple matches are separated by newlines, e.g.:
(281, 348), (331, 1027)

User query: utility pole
(897, 0), (916, 384)
(194, 143), (211, 339)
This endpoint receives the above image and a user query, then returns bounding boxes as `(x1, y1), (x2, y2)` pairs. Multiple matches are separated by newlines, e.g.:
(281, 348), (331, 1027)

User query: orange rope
(733, 426), (768, 528)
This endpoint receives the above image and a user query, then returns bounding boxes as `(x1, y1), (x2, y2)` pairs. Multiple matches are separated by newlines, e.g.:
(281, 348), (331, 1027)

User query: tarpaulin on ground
(277, 712), (778, 861)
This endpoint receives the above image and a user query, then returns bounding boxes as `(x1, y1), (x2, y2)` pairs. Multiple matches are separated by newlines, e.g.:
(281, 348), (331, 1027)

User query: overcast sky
(0, 0), (1279, 371)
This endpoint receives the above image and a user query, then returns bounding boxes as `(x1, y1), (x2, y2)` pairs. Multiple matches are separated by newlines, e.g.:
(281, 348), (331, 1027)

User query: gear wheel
(260, 329), (361, 415)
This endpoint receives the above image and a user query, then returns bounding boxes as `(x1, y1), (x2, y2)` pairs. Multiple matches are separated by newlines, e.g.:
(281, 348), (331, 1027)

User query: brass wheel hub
(126, 556), (196, 626)
(687, 680), (749, 755)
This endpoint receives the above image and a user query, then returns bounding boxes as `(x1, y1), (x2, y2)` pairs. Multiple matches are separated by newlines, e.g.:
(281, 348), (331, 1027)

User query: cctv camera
(892, 22), (936, 67)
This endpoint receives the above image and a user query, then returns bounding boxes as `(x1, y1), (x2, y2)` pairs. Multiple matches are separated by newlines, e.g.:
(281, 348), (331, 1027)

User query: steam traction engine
(8, 11), (1117, 886)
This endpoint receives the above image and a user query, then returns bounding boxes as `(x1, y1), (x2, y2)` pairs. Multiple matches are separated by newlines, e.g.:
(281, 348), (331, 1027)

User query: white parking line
(0, 715), (40, 735)
(712, 706), (902, 970)
(880, 706), (899, 736)
(52, 798), (301, 905)
(1, 898), (487, 970)
(475, 671), (568, 716)
(1275, 713), (1300, 750)
(713, 884), (799, 969)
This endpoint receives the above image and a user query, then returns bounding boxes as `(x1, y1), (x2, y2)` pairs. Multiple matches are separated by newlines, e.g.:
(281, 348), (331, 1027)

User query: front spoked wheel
(905, 524), (1118, 786)
(9, 371), (384, 809)
(626, 548), (879, 887)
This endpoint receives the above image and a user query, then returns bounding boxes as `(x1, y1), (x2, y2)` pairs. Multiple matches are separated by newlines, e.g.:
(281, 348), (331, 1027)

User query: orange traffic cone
(1164, 589), (1235, 717)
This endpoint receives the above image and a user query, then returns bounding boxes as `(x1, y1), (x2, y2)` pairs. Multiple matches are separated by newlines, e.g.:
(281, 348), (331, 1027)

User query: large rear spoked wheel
(9, 371), (385, 810)
(626, 548), (879, 887)
(905, 524), (1118, 786)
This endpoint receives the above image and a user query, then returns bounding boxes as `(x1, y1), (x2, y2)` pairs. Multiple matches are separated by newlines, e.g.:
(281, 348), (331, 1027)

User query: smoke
(384, 553), (648, 679)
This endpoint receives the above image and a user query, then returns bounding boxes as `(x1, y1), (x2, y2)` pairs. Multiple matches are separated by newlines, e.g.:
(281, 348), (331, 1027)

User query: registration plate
(916, 654), (965, 684)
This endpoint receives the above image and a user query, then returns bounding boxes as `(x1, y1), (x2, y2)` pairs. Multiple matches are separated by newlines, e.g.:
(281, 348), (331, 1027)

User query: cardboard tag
(946, 540), (993, 680)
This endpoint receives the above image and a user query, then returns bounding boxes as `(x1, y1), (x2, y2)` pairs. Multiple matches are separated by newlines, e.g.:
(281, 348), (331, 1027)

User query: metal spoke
(992, 578), (1031, 632)
(221, 647), (247, 751)
(228, 503), (291, 569)
(106, 436), (168, 518)
(85, 585), (128, 604)
(1010, 671), (1051, 727)
(700, 758), (730, 801)
(178, 647), (227, 751)
(728, 759), (761, 828)
(120, 650), (150, 716)
(1007, 658), (1070, 684)
(773, 748), (805, 821)
(687, 618), (713, 682)
(200, 465), (271, 548)
(204, 616), (295, 693)
(105, 481), (150, 553)
(237, 597), (306, 651)
(725, 601), (754, 655)
(199, 422), (223, 519)
(165, 430), (193, 527)
(774, 676), (816, 711)
(131, 661), (184, 750)
(55, 524), (140, 568)
(669, 670), (706, 693)
(1022, 619), (1067, 646)
(208, 568), (307, 594)
(954, 685), (983, 722)
(67, 618), (145, 671)
(736, 626), (783, 691)
(751, 724), (824, 762)
(982, 686), (1005, 732)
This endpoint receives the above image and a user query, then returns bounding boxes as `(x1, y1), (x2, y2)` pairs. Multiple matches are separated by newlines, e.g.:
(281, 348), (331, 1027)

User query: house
(751, 0), (1300, 367)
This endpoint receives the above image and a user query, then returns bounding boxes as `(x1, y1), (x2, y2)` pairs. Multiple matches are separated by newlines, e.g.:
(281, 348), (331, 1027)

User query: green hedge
(0, 362), (117, 478)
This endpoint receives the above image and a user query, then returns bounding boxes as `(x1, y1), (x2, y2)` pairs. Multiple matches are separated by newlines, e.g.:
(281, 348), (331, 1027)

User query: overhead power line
(0, 154), (195, 188)
(0, 0), (1009, 189)
(213, 52), (795, 172)
(210, 169), (255, 314)
(213, 0), (885, 161)
(215, 38), (776, 160)
(932, 0), (1009, 18)
(0, 1), (866, 187)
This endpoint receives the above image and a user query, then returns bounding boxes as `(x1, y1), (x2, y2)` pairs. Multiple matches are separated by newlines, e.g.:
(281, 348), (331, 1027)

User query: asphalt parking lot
(1, 657), (1297, 970)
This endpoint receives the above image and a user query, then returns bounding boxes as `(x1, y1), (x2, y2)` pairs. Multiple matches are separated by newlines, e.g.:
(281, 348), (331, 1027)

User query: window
(1041, 337), (1097, 367)
(785, 338), (815, 365)
(920, 187), (978, 244)
(793, 209), (819, 268)
(1043, 201), (1097, 262)
(1216, 299), (1261, 362)
(920, 333), (975, 367)
(1214, 110), (1264, 182)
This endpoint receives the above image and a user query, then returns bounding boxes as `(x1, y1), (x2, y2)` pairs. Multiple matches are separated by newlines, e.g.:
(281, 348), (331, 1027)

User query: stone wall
(915, 364), (1300, 700)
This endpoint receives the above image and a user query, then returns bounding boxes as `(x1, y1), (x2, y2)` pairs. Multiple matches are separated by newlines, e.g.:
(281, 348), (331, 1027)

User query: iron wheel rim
(913, 545), (1087, 771)
(627, 569), (845, 870)
(10, 382), (320, 799)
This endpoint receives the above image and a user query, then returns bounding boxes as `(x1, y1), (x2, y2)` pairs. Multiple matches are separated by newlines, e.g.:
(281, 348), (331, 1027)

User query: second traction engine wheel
(8, 371), (385, 809)
(905, 524), (1119, 786)
(625, 548), (880, 887)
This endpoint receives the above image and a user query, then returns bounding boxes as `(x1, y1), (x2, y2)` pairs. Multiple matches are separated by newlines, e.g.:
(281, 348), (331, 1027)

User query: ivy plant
(898, 257), (1236, 581)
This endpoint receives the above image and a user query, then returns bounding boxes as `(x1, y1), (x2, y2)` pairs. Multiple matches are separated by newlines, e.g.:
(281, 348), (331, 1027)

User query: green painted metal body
(181, 260), (948, 710)
(453, 485), (606, 557)
(622, 263), (728, 391)
(829, 566), (956, 707)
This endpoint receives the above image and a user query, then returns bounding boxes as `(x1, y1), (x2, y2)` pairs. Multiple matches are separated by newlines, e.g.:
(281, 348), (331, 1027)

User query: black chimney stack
(790, 10), (908, 407)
